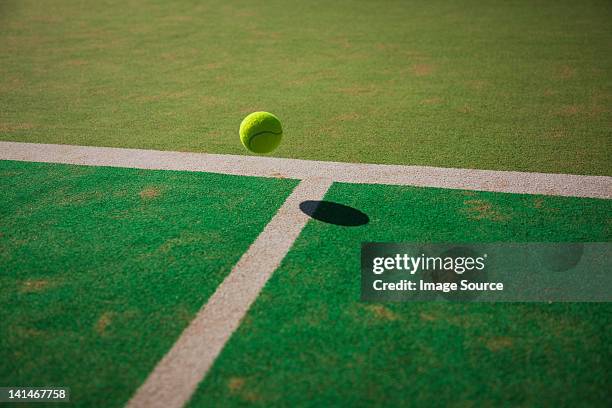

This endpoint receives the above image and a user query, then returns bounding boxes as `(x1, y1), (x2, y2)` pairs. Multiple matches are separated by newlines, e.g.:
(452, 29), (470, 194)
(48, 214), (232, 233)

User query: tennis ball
(239, 111), (283, 154)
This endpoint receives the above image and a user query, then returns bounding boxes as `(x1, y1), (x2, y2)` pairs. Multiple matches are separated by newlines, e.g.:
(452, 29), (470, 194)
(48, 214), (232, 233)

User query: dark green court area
(192, 182), (611, 407)
(0, 160), (296, 407)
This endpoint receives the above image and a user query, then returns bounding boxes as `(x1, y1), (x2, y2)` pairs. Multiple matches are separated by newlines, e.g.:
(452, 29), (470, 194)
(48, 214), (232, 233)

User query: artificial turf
(190, 182), (612, 407)
(0, 160), (298, 407)
(1, 0), (611, 175)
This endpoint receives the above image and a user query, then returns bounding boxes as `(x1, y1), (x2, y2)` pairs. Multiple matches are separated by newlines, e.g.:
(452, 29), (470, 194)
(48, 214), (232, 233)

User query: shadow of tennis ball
(429, 246), (487, 301)
(299, 201), (369, 227)
(537, 243), (584, 272)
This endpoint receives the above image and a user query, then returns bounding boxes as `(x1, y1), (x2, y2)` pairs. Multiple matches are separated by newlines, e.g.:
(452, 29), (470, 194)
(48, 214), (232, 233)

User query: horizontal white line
(126, 178), (333, 408)
(1, 141), (610, 199)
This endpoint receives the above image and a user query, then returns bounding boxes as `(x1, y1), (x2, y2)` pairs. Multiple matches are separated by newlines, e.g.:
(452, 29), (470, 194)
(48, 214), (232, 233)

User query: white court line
(1, 141), (611, 198)
(126, 177), (334, 408)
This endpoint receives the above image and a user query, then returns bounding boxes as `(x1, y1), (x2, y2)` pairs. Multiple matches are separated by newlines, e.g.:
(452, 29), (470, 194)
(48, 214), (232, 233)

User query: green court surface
(0, 160), (297, 407)
(1, 0), (611, 175)
(190, 183), (612, 407)
(1, 0), (611, 406)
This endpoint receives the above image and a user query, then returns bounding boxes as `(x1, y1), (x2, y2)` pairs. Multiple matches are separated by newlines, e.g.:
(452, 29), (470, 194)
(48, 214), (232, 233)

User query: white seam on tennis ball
(248, 129), (283, 138)
(1, 141), (610, 199)
(248, 131), (282, 152)
(125, 177), (333, 408)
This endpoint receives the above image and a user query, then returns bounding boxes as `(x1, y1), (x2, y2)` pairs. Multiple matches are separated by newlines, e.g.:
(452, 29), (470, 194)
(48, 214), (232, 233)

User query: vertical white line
(126, 177), (333, 408)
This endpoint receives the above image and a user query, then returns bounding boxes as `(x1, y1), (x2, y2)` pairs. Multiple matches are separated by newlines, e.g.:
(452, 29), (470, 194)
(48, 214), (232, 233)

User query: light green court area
(191, 182), (612, 407)
(1, 0), (611, 175)
(0, 160), (298, 407)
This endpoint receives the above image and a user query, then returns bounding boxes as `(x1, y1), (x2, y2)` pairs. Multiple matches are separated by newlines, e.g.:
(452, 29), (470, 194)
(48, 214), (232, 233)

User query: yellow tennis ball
(239, 111), (283, 154)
